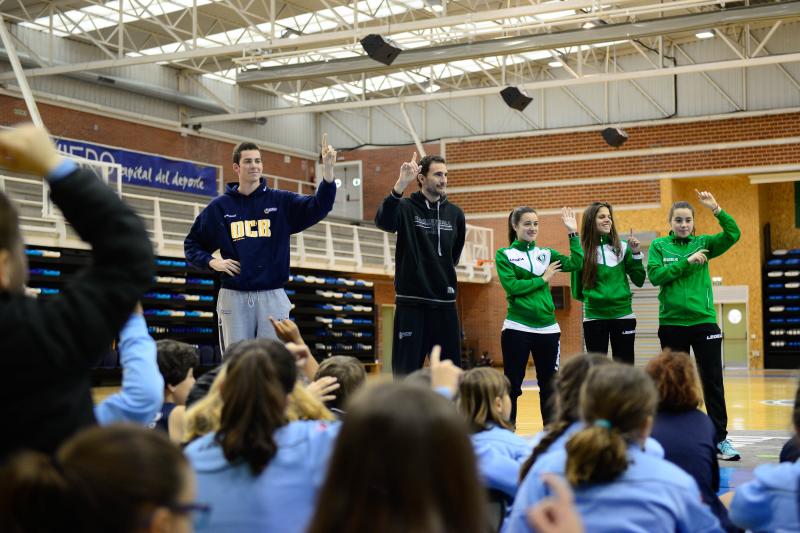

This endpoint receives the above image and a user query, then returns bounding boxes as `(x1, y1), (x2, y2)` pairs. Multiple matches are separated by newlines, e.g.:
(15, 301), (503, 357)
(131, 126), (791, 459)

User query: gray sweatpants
(217, 287), (292, 353)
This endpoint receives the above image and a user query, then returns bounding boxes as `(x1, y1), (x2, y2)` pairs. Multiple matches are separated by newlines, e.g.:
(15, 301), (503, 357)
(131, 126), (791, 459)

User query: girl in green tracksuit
(495, 206), (583, 426)
(571, 202), (645, 364)
(647, 189), (741, 461)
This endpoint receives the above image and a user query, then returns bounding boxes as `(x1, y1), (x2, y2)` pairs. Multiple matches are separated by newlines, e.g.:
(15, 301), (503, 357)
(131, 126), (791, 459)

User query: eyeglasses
(170, 502), (212, 529)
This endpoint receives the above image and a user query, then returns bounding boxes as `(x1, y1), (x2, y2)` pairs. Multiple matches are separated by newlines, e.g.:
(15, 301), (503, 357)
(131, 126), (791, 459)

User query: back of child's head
(314, 356), (367, 411)
(564, 364), (658, 486)
(0, 424), (188, 533)
(307, 383), (486, 533)
(217, 340), (293, 475)
(520, 353), (612, 481)
(404, 367), (432, 388)
(156, 339), (199, 387)
(457, 367), (512, 433)
(224, 338), (297, 394)
(645, 350), (703, 412)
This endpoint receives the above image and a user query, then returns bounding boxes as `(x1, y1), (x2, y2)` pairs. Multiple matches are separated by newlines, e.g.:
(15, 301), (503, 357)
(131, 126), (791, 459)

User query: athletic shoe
(717, 439), (741, 461)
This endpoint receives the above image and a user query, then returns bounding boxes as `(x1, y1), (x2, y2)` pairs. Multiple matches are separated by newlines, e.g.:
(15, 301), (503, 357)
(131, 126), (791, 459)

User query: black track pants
(659, 323), (727, 443)
(583, 318), (637, 365)
(391, 303), (461, 376)
(501, 328), (560, 425)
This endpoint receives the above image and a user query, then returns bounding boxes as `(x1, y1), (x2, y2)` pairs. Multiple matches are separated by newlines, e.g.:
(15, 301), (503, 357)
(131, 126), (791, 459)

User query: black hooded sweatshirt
(375, 190), (465, 306)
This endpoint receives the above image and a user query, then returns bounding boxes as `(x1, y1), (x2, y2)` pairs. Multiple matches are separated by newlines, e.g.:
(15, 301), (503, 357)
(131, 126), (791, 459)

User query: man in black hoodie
(375, 153), (466, 376)
(0, 124), (154, 461)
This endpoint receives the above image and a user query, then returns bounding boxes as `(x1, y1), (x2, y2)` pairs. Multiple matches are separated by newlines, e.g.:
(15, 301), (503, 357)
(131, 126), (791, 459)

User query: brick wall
(446, 112), (800, 162)
(0, 96), (316, 187)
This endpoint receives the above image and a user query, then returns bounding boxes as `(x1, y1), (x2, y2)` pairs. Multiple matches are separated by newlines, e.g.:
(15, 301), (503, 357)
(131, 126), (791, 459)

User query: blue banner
(54, 137), (218, 197)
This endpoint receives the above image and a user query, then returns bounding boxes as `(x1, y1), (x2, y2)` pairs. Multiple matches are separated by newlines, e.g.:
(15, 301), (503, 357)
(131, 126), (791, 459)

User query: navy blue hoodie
(185, 178), (336, 291)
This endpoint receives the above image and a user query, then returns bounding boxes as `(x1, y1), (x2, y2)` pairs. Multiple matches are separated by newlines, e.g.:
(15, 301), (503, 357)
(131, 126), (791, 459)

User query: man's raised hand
(393, 152), (419, 195)
(321, 133), (337, 183)
(0, 124), (63, 177)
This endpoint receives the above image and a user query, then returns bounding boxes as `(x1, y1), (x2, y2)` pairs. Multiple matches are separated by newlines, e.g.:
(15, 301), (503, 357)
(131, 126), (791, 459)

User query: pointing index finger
(430, 344), (441, 366)
(321, 133), (328, 149)
(411, 151), (417, 164)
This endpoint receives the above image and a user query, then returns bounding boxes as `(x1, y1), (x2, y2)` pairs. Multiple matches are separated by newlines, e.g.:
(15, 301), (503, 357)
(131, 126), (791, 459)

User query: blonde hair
(182, 364), (336, 444)
(182, 365), (227, 443)
(457, 367), (512, 433)
(564, 364), (657, 486)
(286, 382), (336, 422)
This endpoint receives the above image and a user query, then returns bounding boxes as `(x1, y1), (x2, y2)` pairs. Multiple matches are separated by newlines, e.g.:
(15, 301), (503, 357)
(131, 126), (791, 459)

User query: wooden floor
(514, 368), (799, 436)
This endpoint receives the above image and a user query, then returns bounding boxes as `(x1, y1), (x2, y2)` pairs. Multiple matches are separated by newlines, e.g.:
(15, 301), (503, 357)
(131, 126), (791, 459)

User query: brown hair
(519, 353), (612, 481)
(507, 206), (537, 245)
(564, 364), (657, 486)
(580, 202), (623, 290)
(314, 356), (367, 411)
(156, 339), (199, 387)
(307, 383), (486, 533)
(217, 342), (290, 475)
(0, 425), (188, 533)
(645, 350), (703, 412)
(0, 191), (21, 253)
(232, 141), (260, 164)
(457, 367), (513, 433)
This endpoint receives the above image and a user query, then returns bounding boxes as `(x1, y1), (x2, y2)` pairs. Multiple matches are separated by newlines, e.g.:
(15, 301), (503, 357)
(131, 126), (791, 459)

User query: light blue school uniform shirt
(503, 444), (723, 533)
(94, 314), (163, 425)
(472, 424), (534, 498)
(729, 459), (800, 533)
(529, 421), (665, 459)
(185, 420), (340, 533)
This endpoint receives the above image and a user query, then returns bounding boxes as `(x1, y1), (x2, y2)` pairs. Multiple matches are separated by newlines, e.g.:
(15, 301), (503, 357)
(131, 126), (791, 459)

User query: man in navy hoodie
(375, 153), (466, 376)
(185, 134), (336, 349)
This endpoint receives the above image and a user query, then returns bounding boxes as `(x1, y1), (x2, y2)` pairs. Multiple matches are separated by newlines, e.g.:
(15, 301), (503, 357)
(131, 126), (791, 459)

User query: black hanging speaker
(601, 127), (629, 147)
(360, 34), (402, 66)
(500, 86), (533, 111)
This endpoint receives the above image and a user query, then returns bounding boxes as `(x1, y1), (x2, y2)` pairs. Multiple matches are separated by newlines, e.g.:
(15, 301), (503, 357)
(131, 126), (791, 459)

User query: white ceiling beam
(183, 51), (800, 123)
(0, 0), (627, 80)
(674, 43), (742, 111)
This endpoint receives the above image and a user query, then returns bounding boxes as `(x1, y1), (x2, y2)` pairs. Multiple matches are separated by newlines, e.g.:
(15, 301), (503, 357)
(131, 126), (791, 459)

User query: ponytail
(519, 420), (571, 482)
(508, 206), (537, 245)
(565, 423), (629, 486)
(217, 343), (289, 475)
(563, 364), (657, 487)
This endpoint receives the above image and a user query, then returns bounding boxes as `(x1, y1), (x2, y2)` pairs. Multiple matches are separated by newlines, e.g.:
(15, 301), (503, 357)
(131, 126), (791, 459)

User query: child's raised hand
(430, 345), (463, 394)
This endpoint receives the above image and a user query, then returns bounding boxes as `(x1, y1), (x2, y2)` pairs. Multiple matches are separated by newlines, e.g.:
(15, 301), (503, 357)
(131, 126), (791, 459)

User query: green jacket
(495, 236), (583, 328)
(571, 238), (646, 319)
(647, 210), (740, 326)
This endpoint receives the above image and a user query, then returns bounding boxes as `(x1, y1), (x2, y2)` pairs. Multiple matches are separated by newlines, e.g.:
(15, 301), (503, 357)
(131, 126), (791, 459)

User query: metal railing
(1, 167), (493, 283)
